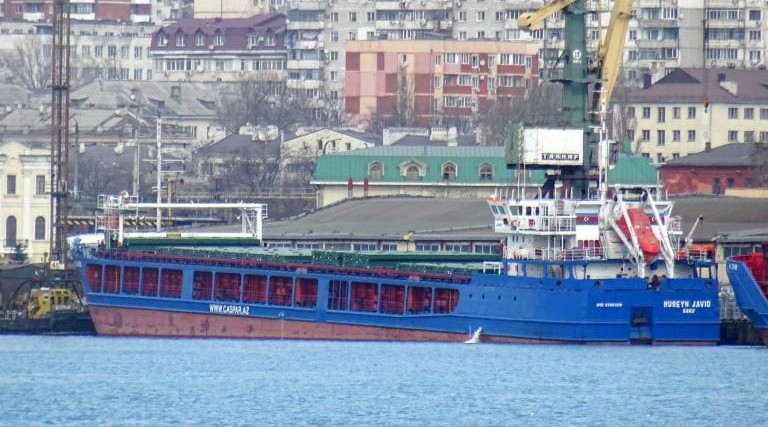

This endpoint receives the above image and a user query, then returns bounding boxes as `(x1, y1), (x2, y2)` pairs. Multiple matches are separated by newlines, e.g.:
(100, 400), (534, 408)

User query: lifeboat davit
(617, 208), (661, 264)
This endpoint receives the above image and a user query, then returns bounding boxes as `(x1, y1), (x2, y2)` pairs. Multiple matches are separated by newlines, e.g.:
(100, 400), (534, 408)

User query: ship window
(243, 275), (267, 304)
(434, 289), (459, 313)
(351, 282), (378, 312)
(328, 279), (349, 310)
(141, 268), (158, 296)
(407, 286), (432, 314)
(192, 271), (213, 300)
(268, 276), (293, 306)
(86, 264), (102, 293)
(123, 266), (140, 294)
(294, 278), (318, 308)
(102, 265), (120, 294)
(160, 269), (183, 298)
(380, 284), (404, 314)
(214, 273), (241, 302)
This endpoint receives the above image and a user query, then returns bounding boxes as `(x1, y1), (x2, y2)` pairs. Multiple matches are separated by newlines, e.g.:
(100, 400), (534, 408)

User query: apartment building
(625, 67), (768, 164)
(194, 0), (271, 18)
(149, 13), (287, 81)
(345, 39), (539, 126)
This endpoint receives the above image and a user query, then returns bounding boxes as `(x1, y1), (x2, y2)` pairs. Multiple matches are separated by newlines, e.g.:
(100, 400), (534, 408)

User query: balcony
(287, 79), (322, 89)
(131, 14), (151, 23)
(71, 12), (96, 20)
(376, 0), (403, 11)
(286, 21), (324, 30)
(22, 12), (44, 21)
(130, 0), (151, 4)
(287, 59), (322, 69)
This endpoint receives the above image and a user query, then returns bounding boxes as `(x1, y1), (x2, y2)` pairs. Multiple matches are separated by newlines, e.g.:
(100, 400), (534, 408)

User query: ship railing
(482, 261), (504, 274)
(94, 250), (474, 284)
(521, 247), (603, 261)
(513, 215), (576, 233)
(678, 248), (713, 262)
(666, 215), (683, 234)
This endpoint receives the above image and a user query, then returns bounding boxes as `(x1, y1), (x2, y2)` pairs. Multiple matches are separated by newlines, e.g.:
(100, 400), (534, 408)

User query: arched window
(5, 216), (16, 248)
(34, 216), (45, 241)
(406, 166), (420, 181)
(368, 162), (384, 180)
(479, 163), (494, 181)
(442, 162), (457, 181)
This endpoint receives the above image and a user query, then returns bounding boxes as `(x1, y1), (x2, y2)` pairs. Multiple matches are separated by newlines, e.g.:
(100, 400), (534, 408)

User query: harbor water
(1, 336), (766, 427)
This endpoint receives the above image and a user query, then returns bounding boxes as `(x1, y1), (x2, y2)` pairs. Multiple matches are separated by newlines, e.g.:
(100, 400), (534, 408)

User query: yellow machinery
(26, 287), (82, 319)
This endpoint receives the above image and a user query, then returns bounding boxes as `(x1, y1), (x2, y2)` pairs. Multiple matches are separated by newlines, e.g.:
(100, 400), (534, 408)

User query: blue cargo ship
(73, 185), (721, 344)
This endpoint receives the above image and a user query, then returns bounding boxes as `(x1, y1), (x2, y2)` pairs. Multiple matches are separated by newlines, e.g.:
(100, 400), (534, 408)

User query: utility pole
(156, 118), (162, 231)
(50, 0), (71, 268)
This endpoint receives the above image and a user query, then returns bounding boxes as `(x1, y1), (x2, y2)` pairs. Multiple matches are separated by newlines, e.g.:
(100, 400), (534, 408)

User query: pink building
(345, 40), (539, 127)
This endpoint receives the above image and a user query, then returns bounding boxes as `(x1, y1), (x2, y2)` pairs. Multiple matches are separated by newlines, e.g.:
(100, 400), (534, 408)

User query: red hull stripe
(89, 306), (715, 345)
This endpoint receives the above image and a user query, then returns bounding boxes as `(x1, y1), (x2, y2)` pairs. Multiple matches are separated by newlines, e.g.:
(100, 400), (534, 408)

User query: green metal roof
(313, 146), (547, 184)
(607, 153), (658, 186)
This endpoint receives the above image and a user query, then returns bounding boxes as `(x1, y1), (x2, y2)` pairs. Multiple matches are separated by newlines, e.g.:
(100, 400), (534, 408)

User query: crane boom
(517, 0), (579, 31)
(595, 0), (634, 112)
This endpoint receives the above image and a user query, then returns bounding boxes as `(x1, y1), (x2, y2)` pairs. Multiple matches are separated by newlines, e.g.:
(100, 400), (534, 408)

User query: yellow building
(0, 141), (50, 263)
(624, 68), (768, 164)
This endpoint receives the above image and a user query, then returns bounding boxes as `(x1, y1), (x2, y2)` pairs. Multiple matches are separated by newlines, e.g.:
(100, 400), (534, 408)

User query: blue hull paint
(726, 256), (768, 345)
(76, 253), (720, 344)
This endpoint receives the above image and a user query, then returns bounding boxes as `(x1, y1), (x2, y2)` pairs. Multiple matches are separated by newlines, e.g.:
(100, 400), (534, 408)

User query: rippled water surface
(1, 336), (767, 427)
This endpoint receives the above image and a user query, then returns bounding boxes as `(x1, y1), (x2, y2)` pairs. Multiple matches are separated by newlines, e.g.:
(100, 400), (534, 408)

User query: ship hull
(77, 251), (721, 345)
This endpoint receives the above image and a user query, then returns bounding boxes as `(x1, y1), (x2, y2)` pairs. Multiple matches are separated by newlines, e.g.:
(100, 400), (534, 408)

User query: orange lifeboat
(617, 208), (661, 264)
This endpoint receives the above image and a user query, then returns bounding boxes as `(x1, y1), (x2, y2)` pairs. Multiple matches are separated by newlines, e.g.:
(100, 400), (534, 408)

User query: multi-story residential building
(624, 67), (768, 164)
(149, 14), (287, 82)
(0, 21), (154, 87)
(345, 39), (539, 127)
(194, 0), (270, 19)
(0, 140), (50, 263)
(2, 0), (151, 23)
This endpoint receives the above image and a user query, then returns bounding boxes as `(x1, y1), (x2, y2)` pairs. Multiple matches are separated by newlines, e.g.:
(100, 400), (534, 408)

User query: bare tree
(476, 98), (521, 146)
(0, 36), (52, 91)
(217, 74), (315, 135)
(393, 67), (415, 127)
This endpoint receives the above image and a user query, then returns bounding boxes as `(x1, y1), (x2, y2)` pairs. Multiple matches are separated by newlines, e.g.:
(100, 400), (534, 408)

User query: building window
(406, 166), (420, 181)
(727, 177), (735, 188)
(657, 107), (665, 123)
(761, 131), (768, 142)
(642, 107), (650, 119)
(672, 130), (680, 142)
(688, 106), (696, 119)
(367, 11), (375, 21)
(672, 106), (680, 119)
(745, 131), (755, 143)
(195, 33), (205, 46)
(348, 12), (357, 22)
(657, 130), (665, 146)
(6, 175), (15, 195)
(626, 106), (635, 117)
(34, 216), (45, 240)
(35, 175), (45, 195)
(656, 153), (664, 164)
(641, 130), (650, 142)
(712, 178), (721, 195)
(214, 33), (224, 46)
(478, 163), (493, 181)
(442, 162), (457, 181)
(745, 108), (754, 120)
(158, 34), (168, 46)
(761, 108), (768, 120)
(4, 216), (17, 247)
(368, 162), (383, 180)
(381, 243), (398, 252)
(728, 130), (738, 142)
(728, 107), (738, 119)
